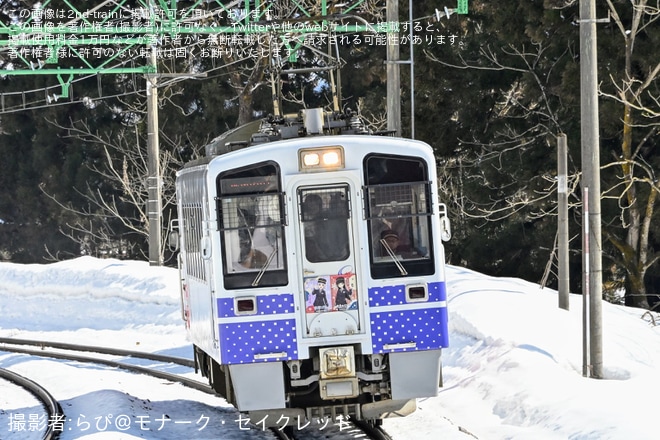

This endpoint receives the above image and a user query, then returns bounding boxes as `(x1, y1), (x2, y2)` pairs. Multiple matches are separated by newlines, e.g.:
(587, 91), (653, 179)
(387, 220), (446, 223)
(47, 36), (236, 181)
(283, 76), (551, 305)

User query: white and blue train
(172, 108), (451, 425)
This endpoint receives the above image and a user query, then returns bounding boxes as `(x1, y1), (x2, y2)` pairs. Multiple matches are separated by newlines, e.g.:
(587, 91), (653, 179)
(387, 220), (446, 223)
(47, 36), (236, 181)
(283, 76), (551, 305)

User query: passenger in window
(303, 193), (350, 262)
(303, 194), (328, 261)
(303, 194), (323, 219)
(239, 247), (268, 269)
(380, 229), (417, 259)
(377, 206), (412, 250)
(324, 194), (350, 260)
(236, 231), (268, 269)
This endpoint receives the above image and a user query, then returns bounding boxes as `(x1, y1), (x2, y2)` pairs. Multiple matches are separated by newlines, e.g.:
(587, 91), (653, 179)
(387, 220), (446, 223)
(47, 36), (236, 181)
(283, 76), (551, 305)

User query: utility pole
(558, 134), (569, 311)
(146, 47), (161, 267)
(385, 1), (469, 138)
(145, 0), (161, 266)
(407, 0), (415, 139)
(0, 1), (394, 267)
(2, 1), (468, 264)
(579, 0), (603, 378)
(386, 0), (401, 135)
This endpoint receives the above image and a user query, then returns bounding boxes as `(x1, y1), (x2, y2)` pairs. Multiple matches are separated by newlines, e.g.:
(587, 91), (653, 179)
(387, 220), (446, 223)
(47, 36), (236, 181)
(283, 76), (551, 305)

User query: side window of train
(178, 171), (207, 281)
(299, 186), (351, 263)
(364, 154), (435, 278)
(216, 162), (288, 289)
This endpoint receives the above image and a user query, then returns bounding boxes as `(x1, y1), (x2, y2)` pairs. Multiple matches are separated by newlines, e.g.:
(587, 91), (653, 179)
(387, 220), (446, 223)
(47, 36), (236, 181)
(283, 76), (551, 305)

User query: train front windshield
(364, 154), (435, 278)
(216, 162), (288, 289)
(299, 186), (350, 263)
(214, 153), (437, 288)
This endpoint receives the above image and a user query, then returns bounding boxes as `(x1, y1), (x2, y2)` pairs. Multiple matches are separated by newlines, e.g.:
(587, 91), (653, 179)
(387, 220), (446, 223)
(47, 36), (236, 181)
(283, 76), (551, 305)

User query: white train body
(174, 112), (450, 423)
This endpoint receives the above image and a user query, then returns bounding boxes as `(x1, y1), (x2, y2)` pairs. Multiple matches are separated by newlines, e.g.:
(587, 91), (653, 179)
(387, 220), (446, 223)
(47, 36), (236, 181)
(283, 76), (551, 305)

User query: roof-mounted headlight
(298, 146), (345, 172)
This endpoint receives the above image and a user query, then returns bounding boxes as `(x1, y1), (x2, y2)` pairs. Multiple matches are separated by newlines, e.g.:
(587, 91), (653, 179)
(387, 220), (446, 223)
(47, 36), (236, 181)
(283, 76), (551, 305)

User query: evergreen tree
(415, 0), (659, 307)
(412, 0), (583, 287)
(2, 0), (656, 308)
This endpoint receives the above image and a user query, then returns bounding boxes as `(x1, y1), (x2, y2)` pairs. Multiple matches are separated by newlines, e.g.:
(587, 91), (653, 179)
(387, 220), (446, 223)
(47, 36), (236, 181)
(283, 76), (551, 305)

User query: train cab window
(299, 186), (350, 263)
(364, 154), (435, 278)
(216, 162), (288, 289)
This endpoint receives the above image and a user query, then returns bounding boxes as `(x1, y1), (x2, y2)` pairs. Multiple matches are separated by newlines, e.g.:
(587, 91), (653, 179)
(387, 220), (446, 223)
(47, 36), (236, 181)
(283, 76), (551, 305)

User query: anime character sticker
(304, 273), (358, 313)
(331, 273), (358, 311)
(305, 276), (330, 313)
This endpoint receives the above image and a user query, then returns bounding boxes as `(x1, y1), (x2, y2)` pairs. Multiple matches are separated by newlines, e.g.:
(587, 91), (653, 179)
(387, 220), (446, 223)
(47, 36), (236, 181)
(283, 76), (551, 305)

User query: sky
(1, 256), (659, 439)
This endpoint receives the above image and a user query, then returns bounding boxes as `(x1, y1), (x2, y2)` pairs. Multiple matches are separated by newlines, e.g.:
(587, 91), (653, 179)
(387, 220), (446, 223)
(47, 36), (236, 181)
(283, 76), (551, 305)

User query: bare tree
(427, 1), (660, 307)
(43, 110), (205, 263)
(37, 1), (390, 261)
(206, 1), (386, 125)
(598, 0), (660, 308)
(424, 39), (577, 222)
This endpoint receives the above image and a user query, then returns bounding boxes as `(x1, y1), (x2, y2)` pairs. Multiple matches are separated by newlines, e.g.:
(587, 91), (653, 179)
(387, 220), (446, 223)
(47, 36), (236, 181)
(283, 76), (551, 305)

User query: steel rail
(1, 339), (403, 440)
(1, 346), (211, 394)
(351, 419), (394, 440)
(0, 337), (194, 368)
(0, 367), (63, 440)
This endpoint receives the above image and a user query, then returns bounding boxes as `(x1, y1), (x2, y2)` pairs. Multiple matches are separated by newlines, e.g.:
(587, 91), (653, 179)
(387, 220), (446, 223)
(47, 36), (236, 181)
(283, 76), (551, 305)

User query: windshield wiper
(380, 238), (408, 276)
(251, 247), (278, 287)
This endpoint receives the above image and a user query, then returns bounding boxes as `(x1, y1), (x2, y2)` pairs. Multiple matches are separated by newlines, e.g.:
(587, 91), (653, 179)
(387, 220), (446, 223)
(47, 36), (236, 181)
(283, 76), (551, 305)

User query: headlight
(298, 146), (345, 172)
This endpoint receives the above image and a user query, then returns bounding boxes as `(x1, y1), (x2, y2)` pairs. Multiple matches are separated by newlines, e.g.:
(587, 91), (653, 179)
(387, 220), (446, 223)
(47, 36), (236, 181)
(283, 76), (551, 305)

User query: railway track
(0, 337), (213, 440)
(0, 337), (207, 392)
(0, 336), (195, 368)
(0, 337), (394, 440)
(264, 416), (393, 440)
(352, 419), (394, 440)
(0, 366), (63, 440)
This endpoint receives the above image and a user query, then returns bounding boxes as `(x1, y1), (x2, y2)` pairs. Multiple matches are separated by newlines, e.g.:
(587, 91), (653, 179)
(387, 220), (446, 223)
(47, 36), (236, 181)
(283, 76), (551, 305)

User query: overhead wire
(0, 2), (263, 114)
(0, 46), (258, 114)
(0, 1), (366, 115)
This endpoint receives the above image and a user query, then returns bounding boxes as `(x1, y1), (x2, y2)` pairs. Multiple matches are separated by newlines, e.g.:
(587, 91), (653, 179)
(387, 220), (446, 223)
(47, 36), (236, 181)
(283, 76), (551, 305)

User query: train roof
(182, 108), (412, 170)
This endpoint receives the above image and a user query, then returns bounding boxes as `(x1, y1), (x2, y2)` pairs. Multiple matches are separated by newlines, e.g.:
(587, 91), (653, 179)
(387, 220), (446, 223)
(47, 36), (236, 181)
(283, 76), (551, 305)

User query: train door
(295, 182), (363, 339)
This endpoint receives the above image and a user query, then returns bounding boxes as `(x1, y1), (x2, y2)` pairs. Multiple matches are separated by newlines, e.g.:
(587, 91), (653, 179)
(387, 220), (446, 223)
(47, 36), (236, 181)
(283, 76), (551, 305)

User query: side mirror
(438, 203), (452, 242)
(168, 219), (180, 251)
(201, 236), (212, 260)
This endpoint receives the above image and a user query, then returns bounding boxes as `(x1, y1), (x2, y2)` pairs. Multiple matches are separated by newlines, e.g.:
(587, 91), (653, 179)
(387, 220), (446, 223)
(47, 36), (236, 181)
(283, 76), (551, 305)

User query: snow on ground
(1, 257), (659, 439)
